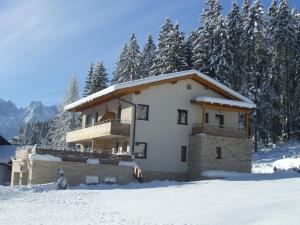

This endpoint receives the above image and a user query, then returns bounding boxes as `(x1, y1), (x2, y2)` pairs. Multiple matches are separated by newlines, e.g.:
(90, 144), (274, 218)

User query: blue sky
(0, 0), (299, 108)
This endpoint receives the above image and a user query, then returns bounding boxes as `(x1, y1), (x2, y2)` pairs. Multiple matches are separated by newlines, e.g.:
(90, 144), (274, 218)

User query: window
(86, 114), (93, 127)
(177, 109), (188, 125)
(187, 84), (192, 90)
(181, 146), (187, 162)
(135, 142), (147, 159)
(215, 114), (224, 128)
(137, 104), (149, 121)
(205, 113), (209, 123)
(216, 147), (222, 159)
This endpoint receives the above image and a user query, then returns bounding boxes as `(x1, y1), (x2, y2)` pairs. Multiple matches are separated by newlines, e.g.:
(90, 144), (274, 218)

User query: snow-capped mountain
(0, 98), (58, 140)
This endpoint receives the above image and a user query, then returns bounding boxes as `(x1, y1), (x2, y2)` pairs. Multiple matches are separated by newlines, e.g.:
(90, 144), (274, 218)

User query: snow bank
(28, 154), (62, 162)
(86, 158), (100, 165)
(273, 158), (300, 171)
(201, 170), (251, 178)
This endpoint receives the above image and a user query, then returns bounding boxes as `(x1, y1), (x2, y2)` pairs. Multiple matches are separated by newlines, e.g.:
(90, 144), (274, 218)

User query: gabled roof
(195, 96), (256, 109)
(65, 70), (254, 112)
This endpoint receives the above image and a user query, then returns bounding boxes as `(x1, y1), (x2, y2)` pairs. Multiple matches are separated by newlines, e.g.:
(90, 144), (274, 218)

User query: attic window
(187, 84), (192, 90)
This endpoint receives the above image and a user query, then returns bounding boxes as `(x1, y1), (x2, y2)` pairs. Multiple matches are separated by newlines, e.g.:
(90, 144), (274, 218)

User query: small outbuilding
(0, 135), (17, 185)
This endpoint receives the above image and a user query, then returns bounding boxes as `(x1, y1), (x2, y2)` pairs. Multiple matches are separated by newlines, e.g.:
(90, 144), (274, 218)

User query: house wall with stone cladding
(188, 134), (252, 180)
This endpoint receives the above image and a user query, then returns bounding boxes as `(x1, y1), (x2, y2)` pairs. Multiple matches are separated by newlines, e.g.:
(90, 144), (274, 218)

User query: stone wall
(188, 134), (252, 180)
(12, 160), (133, 186)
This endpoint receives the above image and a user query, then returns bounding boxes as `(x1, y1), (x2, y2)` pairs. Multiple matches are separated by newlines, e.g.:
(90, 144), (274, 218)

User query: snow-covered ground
(252, 141), (300, 173)
(0, 142), (300, 225)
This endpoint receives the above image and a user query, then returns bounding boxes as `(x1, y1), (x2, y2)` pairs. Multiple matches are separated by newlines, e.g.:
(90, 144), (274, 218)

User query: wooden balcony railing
(192, 123), (247, 138)
(66, 119), (130, 143)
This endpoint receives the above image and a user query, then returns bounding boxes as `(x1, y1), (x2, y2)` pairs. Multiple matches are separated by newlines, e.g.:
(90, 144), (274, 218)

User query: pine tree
(272, 0), (299, 138)
(91, 61), (109, 93)
(112, 34), (141, 83)
(112, 44), (128, 84)
(166, 23), (188, 73)
(150, 19), (187, 75)
(183, 32), (195, 69)
(150, 18), (174, 75)
(140, 35), (156, 78)
(192, 0), (223, 78)
(83, 63), (94, 97)
(49, 75), (81, 149)
(226, 1), (244, 91)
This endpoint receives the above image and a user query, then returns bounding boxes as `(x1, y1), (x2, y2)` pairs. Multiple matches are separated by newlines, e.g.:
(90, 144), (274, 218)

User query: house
(64, 69), (255, 181)
(0, 135), (17, 185)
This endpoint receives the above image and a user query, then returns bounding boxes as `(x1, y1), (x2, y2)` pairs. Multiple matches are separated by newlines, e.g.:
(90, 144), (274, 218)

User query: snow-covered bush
(57, 168), (68, 190)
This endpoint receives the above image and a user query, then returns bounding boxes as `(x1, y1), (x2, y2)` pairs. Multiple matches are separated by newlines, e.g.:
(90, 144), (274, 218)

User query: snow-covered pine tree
(226, 1), (244, 92)
(192, 0), (223, 78)
(241, 0), (270, 148)
(83, 63), (94, 97)
(91, 61), (109, 93)
(267, 0), (282, 143)
(49, 75), (81, 149)
(150, 18), (174, 75)
(112, 44), (128, 84)
(140, 35), (156, 78)
(165, 23), (188, 73)
(150, 20), (187, 75)
(112, 34), (141, 83)
(183, 32), (195, 69)
(271, 0), (299, 138)
(126, 33), (142, 81)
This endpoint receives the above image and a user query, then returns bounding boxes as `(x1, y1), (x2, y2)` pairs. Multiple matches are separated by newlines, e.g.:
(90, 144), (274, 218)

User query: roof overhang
(192, 96), (256, 113)
(65, 70), (254, 112)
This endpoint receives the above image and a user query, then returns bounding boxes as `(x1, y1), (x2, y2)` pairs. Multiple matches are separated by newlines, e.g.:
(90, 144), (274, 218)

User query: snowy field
(1, 142), (300, 225)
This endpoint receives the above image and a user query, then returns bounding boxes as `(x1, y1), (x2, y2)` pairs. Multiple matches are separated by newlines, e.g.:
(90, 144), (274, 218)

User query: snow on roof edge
(65, 70), (254, 111)
(195, 96), (256, 109)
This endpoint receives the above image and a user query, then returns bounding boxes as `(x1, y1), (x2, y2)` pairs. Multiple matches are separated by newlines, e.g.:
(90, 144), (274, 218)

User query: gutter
(118, 98), (136, 154)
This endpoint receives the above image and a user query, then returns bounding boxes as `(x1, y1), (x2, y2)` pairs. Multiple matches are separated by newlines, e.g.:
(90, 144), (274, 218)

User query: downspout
(118, 98), (136, 154)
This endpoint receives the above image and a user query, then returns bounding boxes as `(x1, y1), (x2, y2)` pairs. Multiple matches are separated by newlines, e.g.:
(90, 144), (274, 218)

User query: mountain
(0, 98), (58, 140)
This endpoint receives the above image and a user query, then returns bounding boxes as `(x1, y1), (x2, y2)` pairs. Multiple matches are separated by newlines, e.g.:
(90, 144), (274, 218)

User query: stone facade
(11, 160), (133, 186)
(188, 134), (252, 180)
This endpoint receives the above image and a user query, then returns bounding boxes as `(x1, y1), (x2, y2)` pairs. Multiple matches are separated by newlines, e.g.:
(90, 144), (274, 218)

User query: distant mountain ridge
(0, 98), (58, 140)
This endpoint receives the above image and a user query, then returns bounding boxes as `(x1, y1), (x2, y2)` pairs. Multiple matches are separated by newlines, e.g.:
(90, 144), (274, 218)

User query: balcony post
(245, 112), (249, 138)
(202, 104), (206, 133)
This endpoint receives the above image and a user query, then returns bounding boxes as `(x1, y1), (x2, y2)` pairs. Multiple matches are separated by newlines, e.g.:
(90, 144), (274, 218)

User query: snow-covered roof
(65, 70), (254, 111)
(195, 96), (256, 109)
(0, 145), (17, 164)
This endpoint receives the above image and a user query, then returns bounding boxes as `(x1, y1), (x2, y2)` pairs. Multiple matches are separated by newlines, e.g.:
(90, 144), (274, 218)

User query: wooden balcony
(66, 120), (130, 143)
(192, 123), (247, 139)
